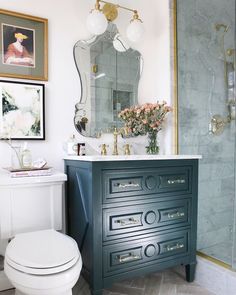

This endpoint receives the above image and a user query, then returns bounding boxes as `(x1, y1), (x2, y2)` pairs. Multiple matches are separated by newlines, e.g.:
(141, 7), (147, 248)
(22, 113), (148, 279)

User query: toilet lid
(6, 229), (80, 273)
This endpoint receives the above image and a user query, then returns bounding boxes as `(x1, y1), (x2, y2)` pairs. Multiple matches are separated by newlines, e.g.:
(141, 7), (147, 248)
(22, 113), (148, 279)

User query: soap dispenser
(21, 142), (32, 168)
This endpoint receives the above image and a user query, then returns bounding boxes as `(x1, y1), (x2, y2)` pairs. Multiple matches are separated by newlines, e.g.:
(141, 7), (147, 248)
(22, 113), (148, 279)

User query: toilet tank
(0, 172), (67, 240)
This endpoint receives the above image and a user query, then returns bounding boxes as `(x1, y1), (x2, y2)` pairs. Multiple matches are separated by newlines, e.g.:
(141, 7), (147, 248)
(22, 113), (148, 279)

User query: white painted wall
(0, 0), (172, 171)
(0, 0), (172, 290)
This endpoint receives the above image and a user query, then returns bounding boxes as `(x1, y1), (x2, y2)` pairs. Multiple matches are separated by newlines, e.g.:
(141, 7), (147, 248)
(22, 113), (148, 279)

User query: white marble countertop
(0, 170), (67, 186)
(64, 154), (202, 162)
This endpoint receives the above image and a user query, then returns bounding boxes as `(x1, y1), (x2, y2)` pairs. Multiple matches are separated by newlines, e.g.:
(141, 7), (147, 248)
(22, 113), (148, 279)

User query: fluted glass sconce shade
(126, 19), (145, 43)
(86, 10), (108, 35)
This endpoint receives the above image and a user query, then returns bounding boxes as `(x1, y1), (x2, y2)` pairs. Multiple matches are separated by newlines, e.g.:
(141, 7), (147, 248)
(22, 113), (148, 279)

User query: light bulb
(113, 33), (130, 52)
(126, 19), (145, 42)
(86, 10), (108, 35)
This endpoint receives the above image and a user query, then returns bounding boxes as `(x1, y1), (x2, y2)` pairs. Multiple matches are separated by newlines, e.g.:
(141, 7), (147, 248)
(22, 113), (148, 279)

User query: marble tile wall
(176, 0), (236, 264)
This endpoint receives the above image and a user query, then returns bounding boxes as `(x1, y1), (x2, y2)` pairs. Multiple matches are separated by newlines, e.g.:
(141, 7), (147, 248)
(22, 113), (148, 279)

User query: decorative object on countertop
(65, 135), (78, 155)
(1, 137), (22, 168)
(77, 142), (86, 156)
(1, 134), (49, 172)
(32, 158), (47, 169)
(4, 154), (51, 178)
(0, 80), (45, 140)
(0, 9), (48, 81)
(119, 102), (172, 154)
(10, 144), (22, 169)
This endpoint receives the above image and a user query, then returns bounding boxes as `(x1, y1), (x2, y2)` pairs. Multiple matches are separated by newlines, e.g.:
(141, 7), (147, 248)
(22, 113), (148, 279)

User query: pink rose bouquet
(118, 101), (172, 154)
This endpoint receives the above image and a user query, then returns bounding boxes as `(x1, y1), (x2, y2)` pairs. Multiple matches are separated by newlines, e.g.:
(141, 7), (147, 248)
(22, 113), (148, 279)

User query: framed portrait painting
(0, 9), (48, 80)
(0, 80), (45, 140)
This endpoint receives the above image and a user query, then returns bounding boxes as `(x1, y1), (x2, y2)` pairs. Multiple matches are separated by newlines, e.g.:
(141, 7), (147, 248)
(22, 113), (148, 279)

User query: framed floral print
(0, 9), (48, 80)
(0, 80), (45, 140)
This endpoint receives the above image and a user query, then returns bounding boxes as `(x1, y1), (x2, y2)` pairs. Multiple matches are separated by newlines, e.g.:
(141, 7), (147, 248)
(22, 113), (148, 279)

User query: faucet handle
(123, 144), (132, 155)
(113, 127), (120, 135)
(99, 144), (108, 155)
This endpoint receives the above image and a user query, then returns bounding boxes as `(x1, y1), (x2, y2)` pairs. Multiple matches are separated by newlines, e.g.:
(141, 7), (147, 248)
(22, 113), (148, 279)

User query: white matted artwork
(0, 80), (45, 140)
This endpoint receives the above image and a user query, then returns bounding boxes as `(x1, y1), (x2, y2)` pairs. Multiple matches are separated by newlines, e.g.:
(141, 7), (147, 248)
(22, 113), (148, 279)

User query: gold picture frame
(0, 9), (48, 81)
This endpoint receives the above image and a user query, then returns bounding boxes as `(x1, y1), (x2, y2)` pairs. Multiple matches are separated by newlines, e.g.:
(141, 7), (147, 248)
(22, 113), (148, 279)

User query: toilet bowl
(4, 229), (82, 295)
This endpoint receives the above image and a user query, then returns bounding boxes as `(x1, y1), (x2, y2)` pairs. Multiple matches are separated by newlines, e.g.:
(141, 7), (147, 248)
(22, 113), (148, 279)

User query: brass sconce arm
(95, 0), (142, 22)
(100, 0), (137, 14)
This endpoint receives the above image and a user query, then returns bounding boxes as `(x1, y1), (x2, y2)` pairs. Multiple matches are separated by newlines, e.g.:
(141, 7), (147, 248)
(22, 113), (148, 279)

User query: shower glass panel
(176, 0), (236, 268)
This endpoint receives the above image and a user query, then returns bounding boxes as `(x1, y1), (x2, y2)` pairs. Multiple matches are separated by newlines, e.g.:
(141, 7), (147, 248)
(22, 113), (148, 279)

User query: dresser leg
(185, 263), (196, 282)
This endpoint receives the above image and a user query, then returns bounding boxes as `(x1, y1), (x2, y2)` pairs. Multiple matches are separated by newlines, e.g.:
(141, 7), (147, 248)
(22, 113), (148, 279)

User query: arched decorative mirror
(73, 23), (143, 137)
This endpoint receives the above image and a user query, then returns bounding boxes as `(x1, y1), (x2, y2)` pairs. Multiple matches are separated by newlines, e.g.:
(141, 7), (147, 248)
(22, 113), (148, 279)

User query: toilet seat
(5, 229), (81, 275)
(5, 254), (79, 275)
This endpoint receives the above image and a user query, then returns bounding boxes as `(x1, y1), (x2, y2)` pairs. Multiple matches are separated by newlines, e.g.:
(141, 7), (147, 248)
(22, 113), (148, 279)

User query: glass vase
(146, 131), (159, 154)
(11, 146), (23, 169)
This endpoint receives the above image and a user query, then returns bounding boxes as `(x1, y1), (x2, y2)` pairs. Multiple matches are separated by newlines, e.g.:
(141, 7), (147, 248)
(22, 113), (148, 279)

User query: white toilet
(0, 172), (82, 295)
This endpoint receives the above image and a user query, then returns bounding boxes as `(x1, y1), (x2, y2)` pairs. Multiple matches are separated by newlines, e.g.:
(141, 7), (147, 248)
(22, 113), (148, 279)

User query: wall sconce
(86, 0), (145, 43)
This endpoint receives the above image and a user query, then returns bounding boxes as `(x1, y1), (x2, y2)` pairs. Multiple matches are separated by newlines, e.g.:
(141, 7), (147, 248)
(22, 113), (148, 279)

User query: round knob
(145, 176), (157, 190)
(145, 244), (156, 257)
(145, 211), (156, 225)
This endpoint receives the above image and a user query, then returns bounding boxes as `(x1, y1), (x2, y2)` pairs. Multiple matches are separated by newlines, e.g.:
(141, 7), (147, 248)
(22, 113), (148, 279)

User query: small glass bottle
(21, 142), (32, 168)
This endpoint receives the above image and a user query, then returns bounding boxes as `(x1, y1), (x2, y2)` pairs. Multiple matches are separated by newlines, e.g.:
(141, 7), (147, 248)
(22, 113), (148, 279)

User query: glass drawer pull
(117, 253), (141, 263)
(167, 212), (185, 219)
(167, 179), (185, 184)
(166, 243), (184, 252)
(115, 182), (140, 188)
(115, 217), (139, 226)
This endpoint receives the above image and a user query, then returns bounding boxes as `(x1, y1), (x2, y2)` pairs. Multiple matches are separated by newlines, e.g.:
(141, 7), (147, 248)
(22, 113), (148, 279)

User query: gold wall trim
(171, 0), (179, 154)
(197, 251), (232, 270)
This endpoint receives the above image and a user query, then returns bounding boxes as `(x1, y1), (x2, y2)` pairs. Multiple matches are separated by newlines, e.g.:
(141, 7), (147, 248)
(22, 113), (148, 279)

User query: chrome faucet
(112, 128), (119, 155)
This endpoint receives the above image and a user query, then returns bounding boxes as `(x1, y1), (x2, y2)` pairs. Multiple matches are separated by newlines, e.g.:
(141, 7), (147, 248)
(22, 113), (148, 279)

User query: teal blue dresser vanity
(64, 155), (200, 295)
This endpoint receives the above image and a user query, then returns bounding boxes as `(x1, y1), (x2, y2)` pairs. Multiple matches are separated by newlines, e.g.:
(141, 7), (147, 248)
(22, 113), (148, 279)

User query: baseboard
(173, 256), (236, 295)
(195, 256), (236, 295)
(0, 270), (13, 291)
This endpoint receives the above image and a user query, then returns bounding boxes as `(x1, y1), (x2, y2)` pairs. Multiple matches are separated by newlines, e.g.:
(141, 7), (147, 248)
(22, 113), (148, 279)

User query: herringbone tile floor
(0, 269), (215, 295)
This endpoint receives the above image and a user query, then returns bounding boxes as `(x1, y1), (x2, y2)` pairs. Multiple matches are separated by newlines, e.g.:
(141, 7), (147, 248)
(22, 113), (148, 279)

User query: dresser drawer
(103, 199), (191, 241)
(102, 166), (192, 203)
(103, 229), (190, 276)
